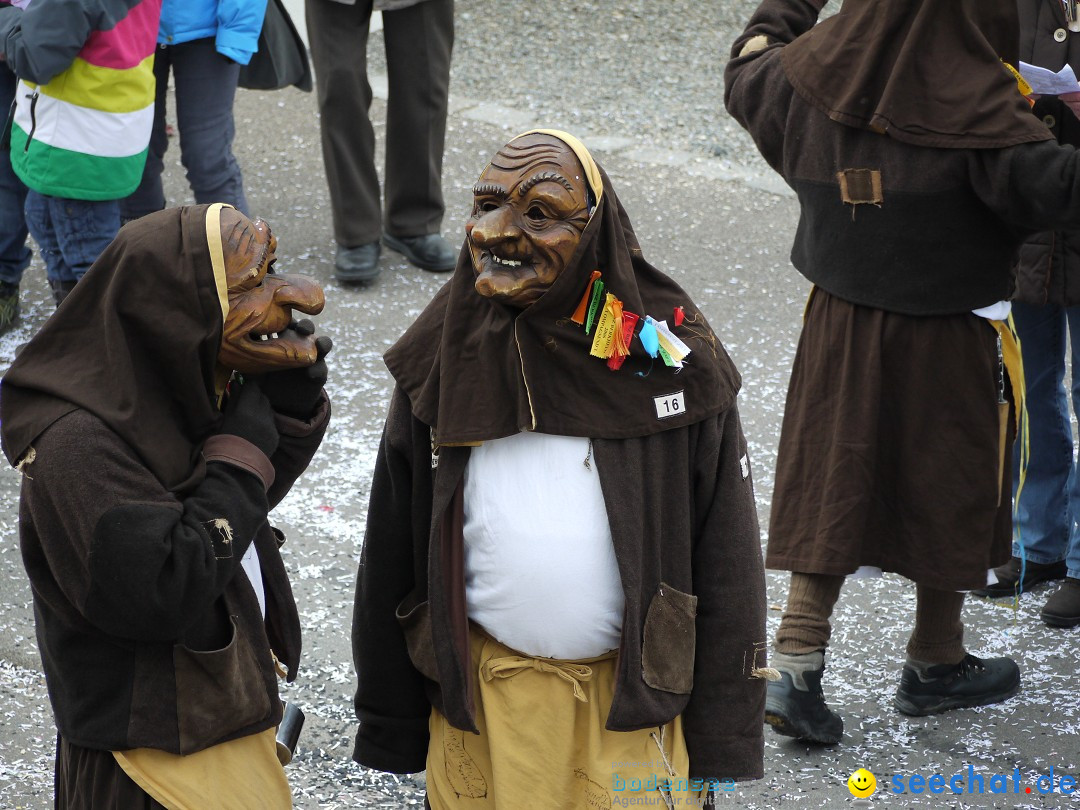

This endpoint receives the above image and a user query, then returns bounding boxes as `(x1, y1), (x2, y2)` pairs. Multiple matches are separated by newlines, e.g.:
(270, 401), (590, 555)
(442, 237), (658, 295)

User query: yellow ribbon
(990, 314), (1030, 615)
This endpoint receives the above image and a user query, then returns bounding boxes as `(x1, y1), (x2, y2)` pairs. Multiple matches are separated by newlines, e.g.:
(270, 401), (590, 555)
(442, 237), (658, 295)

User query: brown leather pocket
(641, 582), (698, 694)
(173, 616), (272, 753)
(396, 596), (440, 683)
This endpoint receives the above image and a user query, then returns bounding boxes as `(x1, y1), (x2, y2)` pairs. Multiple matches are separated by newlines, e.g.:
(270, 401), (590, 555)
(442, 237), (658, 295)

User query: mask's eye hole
(525, 206), (546, 222)
(266, 258), (277, 275)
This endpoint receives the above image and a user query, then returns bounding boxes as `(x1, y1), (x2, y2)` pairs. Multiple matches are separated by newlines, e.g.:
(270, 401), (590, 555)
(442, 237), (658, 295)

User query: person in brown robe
(351, 130), (767, 806)
(726, 0), (1080, 744)
(1, 204), (331, 807)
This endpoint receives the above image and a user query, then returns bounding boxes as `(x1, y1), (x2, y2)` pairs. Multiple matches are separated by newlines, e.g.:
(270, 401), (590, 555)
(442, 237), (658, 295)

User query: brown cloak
(1, 205), (229, 493)
(781, 0), (1054, 148)
(385, 133), (741, 445)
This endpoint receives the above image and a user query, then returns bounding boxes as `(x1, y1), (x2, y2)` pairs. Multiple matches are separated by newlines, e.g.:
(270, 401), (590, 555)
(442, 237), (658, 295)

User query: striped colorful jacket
(0, 0), (162, 200)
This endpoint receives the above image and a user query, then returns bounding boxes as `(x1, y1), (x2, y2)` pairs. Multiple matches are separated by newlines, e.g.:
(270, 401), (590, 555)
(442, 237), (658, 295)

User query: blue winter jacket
(157, 0), (266, 64)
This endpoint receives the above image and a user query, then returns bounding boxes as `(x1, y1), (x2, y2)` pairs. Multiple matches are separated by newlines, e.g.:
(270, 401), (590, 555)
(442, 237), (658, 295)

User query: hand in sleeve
(75, 383), (280, 640)
(253, 320), (332, 419)
(217, 375), (280, 457)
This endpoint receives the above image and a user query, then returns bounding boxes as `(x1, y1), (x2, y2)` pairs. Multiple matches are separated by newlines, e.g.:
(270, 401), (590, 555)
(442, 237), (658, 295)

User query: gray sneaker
(894, 654), (1020, 717)
(765, 651), (843, 744)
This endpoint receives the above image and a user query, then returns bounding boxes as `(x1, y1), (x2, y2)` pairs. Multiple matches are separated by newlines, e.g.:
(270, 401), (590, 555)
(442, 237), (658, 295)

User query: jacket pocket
(173, 616), (272, 754)
(396, 596), (440, 683)
(641, 582), (698, 694)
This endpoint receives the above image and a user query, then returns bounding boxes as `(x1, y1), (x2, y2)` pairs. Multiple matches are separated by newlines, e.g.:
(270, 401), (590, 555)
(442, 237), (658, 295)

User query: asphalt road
(1, 1), (1078, 808)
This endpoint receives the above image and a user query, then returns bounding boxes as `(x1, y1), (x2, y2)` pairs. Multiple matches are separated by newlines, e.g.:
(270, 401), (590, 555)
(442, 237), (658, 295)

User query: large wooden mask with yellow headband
(209, 205), (326, 373)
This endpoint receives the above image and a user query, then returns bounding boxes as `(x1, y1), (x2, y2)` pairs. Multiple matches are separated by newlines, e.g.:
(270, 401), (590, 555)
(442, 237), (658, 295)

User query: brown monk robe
(725, 0), (1080, 744)
(351, 130), (767, 808)
(1, 205), (331, 808)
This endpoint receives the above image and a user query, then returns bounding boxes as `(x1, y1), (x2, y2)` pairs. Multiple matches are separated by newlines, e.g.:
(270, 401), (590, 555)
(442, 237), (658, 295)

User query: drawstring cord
(481, 656), (594, 702)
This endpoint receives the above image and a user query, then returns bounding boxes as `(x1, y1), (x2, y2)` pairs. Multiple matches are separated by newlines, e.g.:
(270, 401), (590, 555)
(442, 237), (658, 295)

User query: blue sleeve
(215, 0), (267, 64)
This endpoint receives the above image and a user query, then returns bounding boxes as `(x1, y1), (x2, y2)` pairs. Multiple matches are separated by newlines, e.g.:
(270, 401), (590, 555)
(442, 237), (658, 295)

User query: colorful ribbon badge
(569, 271), (692, 372)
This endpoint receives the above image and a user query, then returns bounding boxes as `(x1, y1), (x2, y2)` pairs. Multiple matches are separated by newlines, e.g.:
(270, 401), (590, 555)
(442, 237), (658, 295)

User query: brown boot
(50, 279), (77, 307)
(972, 557), (1067, 598)
(1041, 578), (1080, 628)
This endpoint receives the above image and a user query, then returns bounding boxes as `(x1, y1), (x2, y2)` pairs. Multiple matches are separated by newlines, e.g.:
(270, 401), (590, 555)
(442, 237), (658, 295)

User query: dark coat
(17, 397), (328, 754)
(351, 387), (767, 783)
(725, 0), (1080, 316)
(1015, 0), (1080, 307)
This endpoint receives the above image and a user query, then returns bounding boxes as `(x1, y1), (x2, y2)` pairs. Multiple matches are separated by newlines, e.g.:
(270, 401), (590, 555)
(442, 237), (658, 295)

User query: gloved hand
(219, 376), (280, 457)
(255, 320), (332, 418)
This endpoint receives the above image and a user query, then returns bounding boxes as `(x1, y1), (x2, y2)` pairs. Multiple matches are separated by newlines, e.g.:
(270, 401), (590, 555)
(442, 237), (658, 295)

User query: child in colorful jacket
(0, 0), (162, 305)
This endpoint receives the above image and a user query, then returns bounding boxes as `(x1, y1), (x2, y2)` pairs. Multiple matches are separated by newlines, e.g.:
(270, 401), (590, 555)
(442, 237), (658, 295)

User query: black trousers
(306, 0), (454, 247)
(54, 736), (166, 810)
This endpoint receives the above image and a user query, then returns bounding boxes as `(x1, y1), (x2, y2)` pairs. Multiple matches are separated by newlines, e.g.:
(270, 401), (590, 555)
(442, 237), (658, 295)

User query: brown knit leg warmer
(774, 573), (846, 655)
(905, 585), (966, 665)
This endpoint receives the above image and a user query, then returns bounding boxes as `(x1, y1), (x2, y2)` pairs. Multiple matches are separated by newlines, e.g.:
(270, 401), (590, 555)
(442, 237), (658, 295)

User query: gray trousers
(121, 38), (247, 220)
(306, 0), (453, 247)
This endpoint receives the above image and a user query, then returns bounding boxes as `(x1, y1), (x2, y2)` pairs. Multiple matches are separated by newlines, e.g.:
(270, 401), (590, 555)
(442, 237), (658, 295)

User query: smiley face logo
(848, 768), (876, 797)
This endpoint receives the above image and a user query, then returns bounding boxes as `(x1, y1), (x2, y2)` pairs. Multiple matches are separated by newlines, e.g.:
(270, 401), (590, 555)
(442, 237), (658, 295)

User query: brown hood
(2, 205), (230, 492)
(781, 0), (1054, 148)
(385, 132), (741, 444)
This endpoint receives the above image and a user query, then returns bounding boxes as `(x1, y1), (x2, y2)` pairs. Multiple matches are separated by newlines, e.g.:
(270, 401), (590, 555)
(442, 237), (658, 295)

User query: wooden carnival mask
(466, 132), (591, 307)
(217, 209), (325, 373)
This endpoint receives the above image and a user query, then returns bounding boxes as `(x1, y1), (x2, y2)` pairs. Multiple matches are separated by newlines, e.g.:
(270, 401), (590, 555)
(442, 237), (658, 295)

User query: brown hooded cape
(385, 137), (740, 445)
(781, 0), (1054, 148)
(1, 205), (228, 493)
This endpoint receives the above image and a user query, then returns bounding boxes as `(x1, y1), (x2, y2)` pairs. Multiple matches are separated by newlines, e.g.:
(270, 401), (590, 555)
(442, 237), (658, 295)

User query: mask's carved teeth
(490, 253), (522, 268)
(259, 334), (269, 341)
(270, 332), (279, 339)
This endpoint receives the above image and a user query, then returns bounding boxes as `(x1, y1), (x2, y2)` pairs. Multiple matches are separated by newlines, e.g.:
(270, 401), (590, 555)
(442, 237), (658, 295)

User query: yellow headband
(206, 202), (236, 401)
(205, 202), (233, 324)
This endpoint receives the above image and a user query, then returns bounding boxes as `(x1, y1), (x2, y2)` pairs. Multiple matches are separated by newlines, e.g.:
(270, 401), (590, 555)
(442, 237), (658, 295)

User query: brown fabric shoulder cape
(385, 135), (741, 445)
(781, 0), (1054, 148)
(1, 205), (228, 493)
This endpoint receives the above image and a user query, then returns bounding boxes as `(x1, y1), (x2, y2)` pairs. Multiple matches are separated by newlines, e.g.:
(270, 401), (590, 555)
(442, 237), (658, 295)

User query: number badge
(653, 390), (685, 419)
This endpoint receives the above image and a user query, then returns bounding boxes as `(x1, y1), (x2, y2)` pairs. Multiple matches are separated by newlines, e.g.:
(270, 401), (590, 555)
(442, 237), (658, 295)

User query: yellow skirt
(113, 728), (291, 810)
(426, 628), (705, 809)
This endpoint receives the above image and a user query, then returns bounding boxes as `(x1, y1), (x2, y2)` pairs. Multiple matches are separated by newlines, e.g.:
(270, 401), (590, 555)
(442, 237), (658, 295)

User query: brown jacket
(351, 387), (767, 783)
(726, 0), (1080, 315)
(1015, 0), (1080, 306)
(18, 396), (328, 754)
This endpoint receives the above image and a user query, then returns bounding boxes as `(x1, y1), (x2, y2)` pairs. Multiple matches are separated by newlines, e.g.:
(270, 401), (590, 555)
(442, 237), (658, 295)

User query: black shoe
(1041, 578), (1080, 628)
(0, 282), (19, 333)
(894, 654), (1020, 717)
(765, 657), (843, 744)
(972, 557), (1067, 598)
(334, 242), (381, 283)
(382, 232), (458, 272)
(50, 279), (77, 307)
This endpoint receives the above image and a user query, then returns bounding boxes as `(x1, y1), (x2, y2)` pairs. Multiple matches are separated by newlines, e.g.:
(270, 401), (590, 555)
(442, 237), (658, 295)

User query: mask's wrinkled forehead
(486, 138), (593, 213)
(494, 129), (603, 214)
(491, 137), (568, 173)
